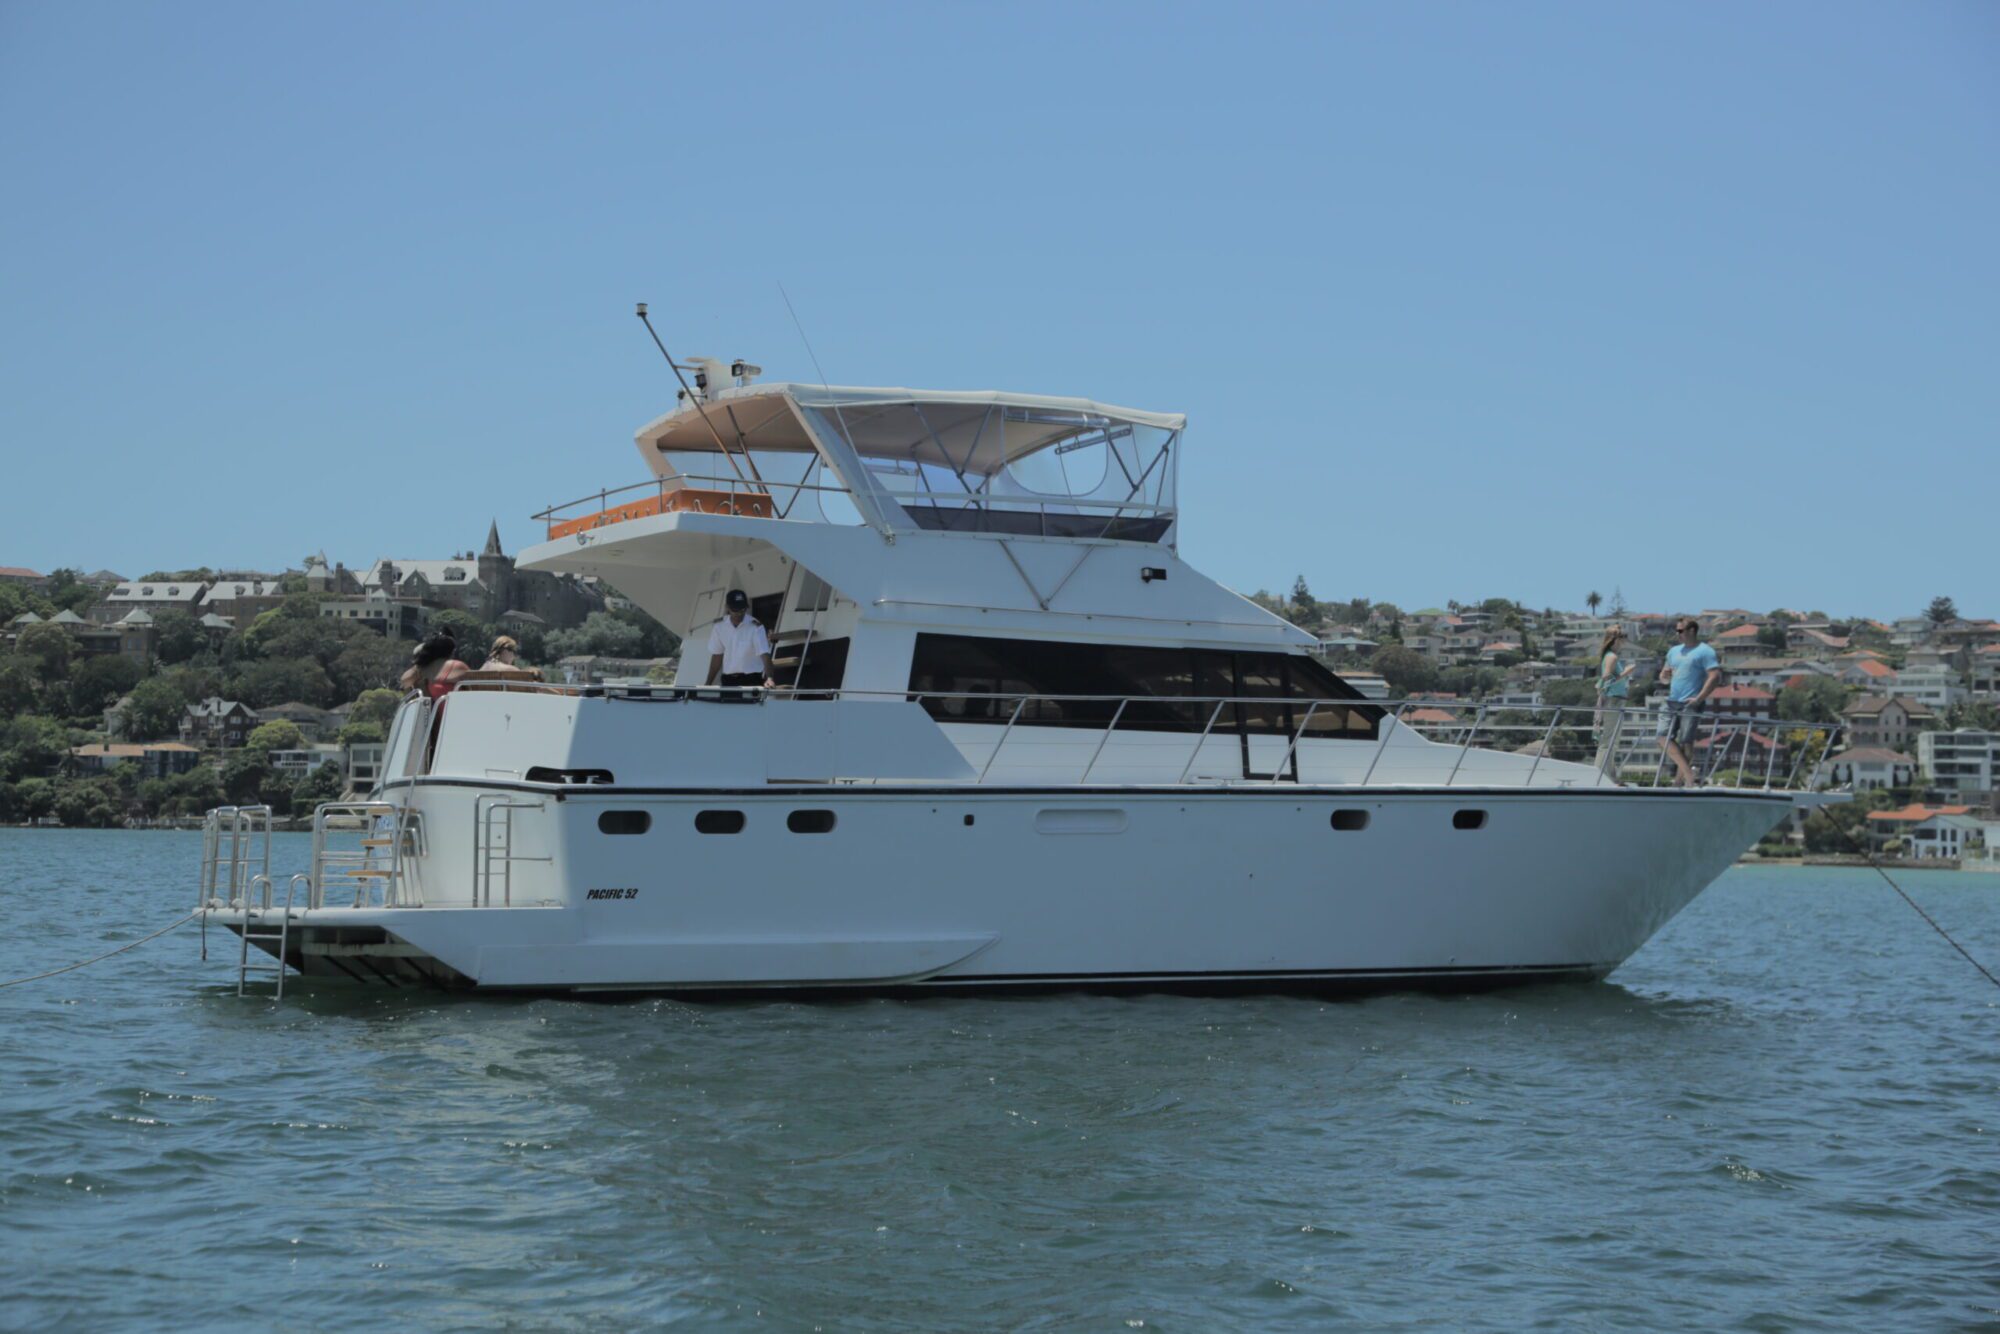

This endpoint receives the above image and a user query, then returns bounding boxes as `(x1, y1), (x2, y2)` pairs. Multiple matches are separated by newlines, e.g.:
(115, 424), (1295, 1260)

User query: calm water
(1, 830), (1996, 1331)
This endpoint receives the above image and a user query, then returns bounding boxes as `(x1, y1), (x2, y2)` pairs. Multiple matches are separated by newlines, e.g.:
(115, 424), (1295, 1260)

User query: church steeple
(483, 519), (503, 557)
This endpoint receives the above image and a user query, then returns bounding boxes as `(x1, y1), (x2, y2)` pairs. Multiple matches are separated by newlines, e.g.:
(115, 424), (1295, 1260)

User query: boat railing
(532, 471), (1176, 542)
(307, 800), (419, 909)
(878, 692), (1842, 792)
(198, 805), (271, 908)
(509, 684), (1843, 791)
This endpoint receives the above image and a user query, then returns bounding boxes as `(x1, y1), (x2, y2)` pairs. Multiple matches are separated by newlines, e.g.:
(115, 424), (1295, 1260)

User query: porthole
(787, 809), (836, 834)
(1331, 809), (1369, 832)
(597, 810), (650, 835)
(963, 813), (975, 827)
(694, 810), (745, 835)
(1452, 809), (1488, 831)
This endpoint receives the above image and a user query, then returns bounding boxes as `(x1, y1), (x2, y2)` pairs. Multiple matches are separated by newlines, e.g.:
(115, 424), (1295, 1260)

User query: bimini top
(636, 382), (1185, 476)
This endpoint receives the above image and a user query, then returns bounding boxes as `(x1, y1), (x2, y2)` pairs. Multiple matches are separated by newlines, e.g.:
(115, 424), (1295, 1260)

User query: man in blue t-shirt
(1657, 616), (1722, 787)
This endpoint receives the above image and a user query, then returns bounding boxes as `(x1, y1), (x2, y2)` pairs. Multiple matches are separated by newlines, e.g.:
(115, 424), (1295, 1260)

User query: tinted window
(787, 809), (836, 833)
(1331, 809), (1369, 831)
(907, 635), (1378, 738)
(1452, 809), (1488, 831)
(694, 810), (746, 834)
(598, 810), (651, 835)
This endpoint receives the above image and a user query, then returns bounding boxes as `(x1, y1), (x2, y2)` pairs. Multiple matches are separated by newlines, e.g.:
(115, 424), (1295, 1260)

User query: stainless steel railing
(532, 470), (1176, 537)
(548, 685), (1845, 792)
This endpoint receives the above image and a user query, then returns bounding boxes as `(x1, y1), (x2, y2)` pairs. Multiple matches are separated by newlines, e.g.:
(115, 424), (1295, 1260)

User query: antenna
(778, 281), (862, 461)
(634, 301), (751, 486)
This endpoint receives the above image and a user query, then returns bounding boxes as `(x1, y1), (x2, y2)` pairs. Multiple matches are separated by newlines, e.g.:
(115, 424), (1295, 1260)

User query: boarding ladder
(310, 800), (421, 910)
(196, 806), (297, 997)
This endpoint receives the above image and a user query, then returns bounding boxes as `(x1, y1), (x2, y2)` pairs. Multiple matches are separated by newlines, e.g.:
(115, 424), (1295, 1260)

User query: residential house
(37, 607), (134, 660)
(1704, 683), (1776, 722)
(1887, 646), (1967, 710)
(318, 591), (430, 640)
(303, 554), (364, 596)
(1838, 657), (1898, 692)
(1695, 728), (1787, 781)
(1916, 729), (1999, 803)
(553, 655), (677, 686)
(1340, 672), (1390, 700)
(201, 578), (287, 625)
(1972, 646), (2000, 702)
(267, 744), (344, 779)
(1889, 617), (1933, 648)
(110, 609), (159, 660)
(1713, 623), (1767, 664)
(1841, 695), (1936, 751)
(1786, 627), (1849, 660)
(1824, 747), (1916, 792)
(1477, 640), (1522, 665)
(361, 523), (601, 628)
(1730, 657), (1834, 693)
(1933, 619), (2000, 653)
(94, 580), (208, 623)
(1314, 631), (1379, 657)
(180, 698), (258, 750)
(66, 741), (203, 780)
(1865, 804), (1982, 859)
(0, 566), (47, 589)
(343, 742), (386, 794)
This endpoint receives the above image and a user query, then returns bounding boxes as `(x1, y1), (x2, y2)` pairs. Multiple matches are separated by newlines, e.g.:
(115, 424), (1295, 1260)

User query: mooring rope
(1825, 820), (2000, 993)
(0, 909), (203, 989)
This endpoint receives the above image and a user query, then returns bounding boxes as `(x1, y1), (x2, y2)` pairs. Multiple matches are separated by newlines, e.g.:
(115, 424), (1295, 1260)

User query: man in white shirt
(706, 589), (776, 688)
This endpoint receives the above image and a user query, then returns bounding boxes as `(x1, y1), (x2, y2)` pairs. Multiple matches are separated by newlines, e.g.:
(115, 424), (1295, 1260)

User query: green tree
(1, 715), (71, 782)
(220, 751), (272, 804)
(1586, 591), (1601, 617)
(70, 655), (145, 718)
(12, 776), (55, 821)
(546, 611), (644, 661)
(1926, 595), (1958, 626)
(226, 658), (335, 709)
(336, 719), (386, 746)
(1369, 645), (1439, 696)
(0, 656), (37, 718)
(329, 631), (405, 700)
(295, 762), (346, 807)
(348, 688), (402, 732)
(245, 720), (305, 752)
(14, 621), (73, 686)
(52, 776), (123, 828)
(1776, 675), (1849, 724)
(153, 610), (206, 664)
(121, 674), (193, 741)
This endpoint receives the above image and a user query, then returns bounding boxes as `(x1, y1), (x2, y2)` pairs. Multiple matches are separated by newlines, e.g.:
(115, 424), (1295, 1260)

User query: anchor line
(0, 909), (202, 989)
(1824, 819), (1999, 993)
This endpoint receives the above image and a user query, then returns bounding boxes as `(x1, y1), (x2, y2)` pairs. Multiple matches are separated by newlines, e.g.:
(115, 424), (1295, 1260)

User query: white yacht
(198, 362), (1841, 995)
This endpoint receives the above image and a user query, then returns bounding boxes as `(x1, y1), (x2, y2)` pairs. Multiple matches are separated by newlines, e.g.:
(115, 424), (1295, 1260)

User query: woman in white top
(1593, 625), (1637, 774)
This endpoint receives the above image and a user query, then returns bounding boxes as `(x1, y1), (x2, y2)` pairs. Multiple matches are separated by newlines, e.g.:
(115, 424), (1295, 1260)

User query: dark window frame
(694, 810), (746, 835)
(906, 636), (1382, 771)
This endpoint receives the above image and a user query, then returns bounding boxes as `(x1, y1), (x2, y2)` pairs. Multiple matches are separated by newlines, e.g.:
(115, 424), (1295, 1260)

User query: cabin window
(1331, 810), (1369, 831)
(694, 810), (746, 834)
(598, 810), (651, 835)
(906, 634), (1379, 739)
(787, 810), (836, 834)
(1452, 810), (1488, 831)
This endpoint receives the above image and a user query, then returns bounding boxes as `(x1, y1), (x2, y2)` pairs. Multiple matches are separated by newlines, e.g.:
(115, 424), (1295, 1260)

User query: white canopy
(634, 383), (1185, 476)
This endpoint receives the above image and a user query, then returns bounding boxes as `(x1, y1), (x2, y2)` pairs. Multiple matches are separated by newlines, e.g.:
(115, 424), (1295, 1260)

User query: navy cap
(725, 589), (749, 610)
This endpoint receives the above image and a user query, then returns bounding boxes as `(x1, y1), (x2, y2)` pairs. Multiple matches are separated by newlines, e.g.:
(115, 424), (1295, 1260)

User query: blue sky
(2, 2), (1994, 618)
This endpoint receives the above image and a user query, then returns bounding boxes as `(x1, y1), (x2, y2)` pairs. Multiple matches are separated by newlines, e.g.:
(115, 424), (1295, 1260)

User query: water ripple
(3, 833), (1998, 1329)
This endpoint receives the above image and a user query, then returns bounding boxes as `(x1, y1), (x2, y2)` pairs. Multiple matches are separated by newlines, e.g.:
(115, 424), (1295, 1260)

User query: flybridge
(537, 376), (1185, 546)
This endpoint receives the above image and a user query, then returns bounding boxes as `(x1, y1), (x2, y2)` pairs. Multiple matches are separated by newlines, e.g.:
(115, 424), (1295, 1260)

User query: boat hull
(217, 783), (1797, 995)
